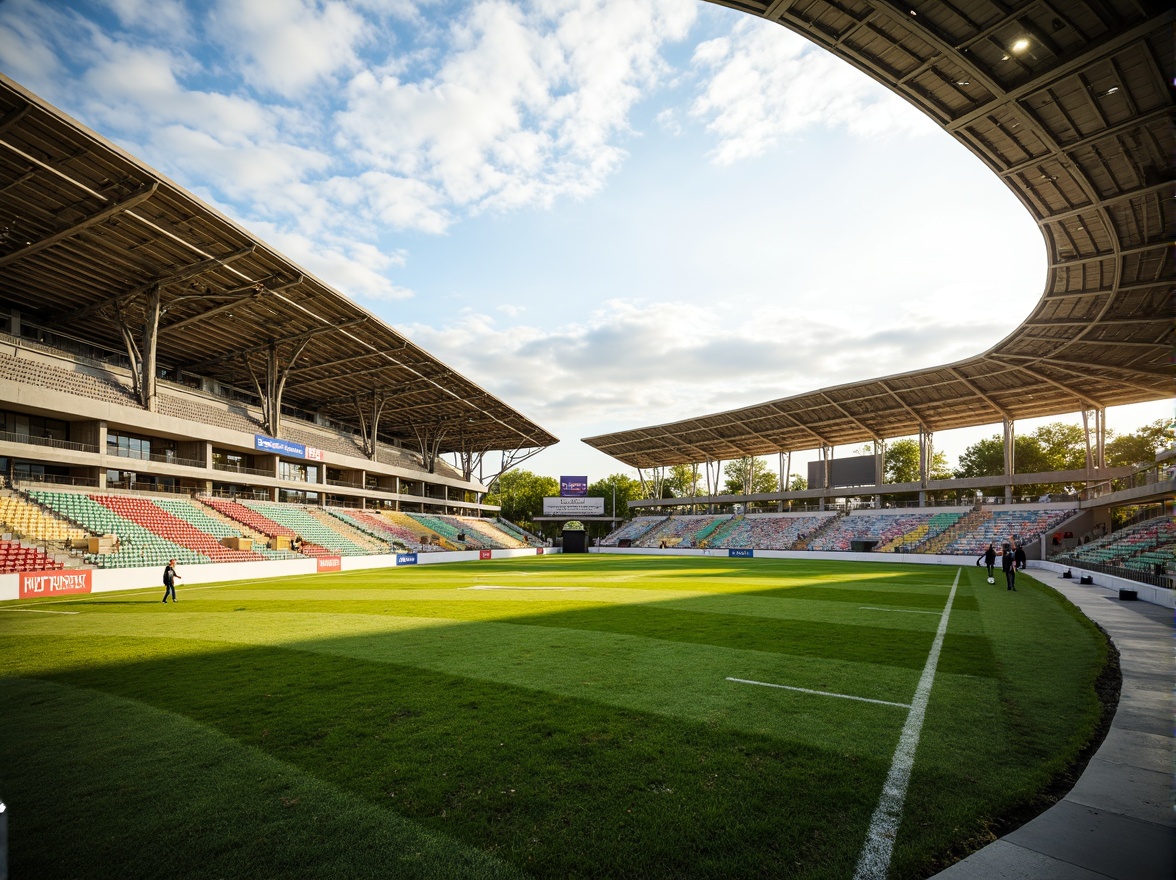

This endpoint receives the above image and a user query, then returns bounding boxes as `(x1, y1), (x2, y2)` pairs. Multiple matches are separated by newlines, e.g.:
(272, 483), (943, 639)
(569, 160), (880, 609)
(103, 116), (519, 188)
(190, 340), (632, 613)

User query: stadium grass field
(0, 555), (1111, 879)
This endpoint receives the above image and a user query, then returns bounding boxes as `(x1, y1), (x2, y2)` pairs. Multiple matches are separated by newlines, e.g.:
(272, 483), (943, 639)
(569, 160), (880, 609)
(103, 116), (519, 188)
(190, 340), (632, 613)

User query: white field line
(0, 607), (80, 615)
(463, 585), (587, 591)
(725, 678), (911, 710)
(853, 568), (961, 880)
(859, 606), (941, 615)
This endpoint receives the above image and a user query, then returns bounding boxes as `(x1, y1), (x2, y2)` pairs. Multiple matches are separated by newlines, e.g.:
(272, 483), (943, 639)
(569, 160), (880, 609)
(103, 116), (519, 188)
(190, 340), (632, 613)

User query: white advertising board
(542, 496), (604, 516)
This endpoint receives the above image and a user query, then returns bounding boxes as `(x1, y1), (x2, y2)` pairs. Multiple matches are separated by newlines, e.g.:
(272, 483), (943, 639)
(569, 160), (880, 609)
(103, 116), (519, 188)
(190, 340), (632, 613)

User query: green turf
(0, 555), (1108, 879)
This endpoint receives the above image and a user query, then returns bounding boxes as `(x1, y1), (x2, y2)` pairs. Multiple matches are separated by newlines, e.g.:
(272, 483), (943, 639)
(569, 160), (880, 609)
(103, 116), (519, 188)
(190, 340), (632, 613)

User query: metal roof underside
(0, 74), (558, 456)
(584, 0), (1173, 469)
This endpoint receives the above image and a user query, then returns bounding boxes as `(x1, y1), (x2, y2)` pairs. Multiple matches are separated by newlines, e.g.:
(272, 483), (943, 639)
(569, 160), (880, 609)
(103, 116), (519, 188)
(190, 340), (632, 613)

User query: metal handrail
(0, 431), (99, 454)
(212, 462), (274, 477)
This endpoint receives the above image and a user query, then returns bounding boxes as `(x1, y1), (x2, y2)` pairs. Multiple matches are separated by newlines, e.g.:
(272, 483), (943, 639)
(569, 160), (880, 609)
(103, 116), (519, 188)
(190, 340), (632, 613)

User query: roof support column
(918, 429), (933, 508)
(819, 445), (833, 512)
(874, 440), (885, 510)
(243, 338), (311, 439)
(114, 283), (161, 412)
(1003, 418), (1016, 505)
(1082, 407), (1107, 478)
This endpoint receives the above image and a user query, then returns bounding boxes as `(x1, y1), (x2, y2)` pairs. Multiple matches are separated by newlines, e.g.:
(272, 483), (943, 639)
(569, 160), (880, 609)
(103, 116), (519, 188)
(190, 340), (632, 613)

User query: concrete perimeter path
(932, 573), (1174, 880)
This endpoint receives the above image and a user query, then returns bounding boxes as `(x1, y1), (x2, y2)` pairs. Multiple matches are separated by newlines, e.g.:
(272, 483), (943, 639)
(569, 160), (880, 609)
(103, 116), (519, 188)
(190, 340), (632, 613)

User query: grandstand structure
(585, 0), (1173, 513)
(0, 74), (557, 522)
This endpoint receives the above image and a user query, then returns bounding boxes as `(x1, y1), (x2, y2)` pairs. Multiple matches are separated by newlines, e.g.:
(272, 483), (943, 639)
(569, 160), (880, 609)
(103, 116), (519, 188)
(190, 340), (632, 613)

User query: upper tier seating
(1061, 516), (1175, 573)
(635, 516), (727, 548)
(93, 495), (265, 563)
(201, 497), (297, 540)
(942, 509), (1075, 555)
(327, 509), (415, 552)
(808, 511), (965, 552)
(408, 514), (494, 549)
(243, 501), (375, 556)
(710, 514), (830, 549)
(0, 494), (86, 543)
(601, 517), (664, 546)
(30, 491), (207, 568)
(0, 539), (64, 573)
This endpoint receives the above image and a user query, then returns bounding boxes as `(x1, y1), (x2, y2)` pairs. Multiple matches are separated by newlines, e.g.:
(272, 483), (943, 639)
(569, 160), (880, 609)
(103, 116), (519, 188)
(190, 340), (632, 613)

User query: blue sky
(0, 0), (1166, 481)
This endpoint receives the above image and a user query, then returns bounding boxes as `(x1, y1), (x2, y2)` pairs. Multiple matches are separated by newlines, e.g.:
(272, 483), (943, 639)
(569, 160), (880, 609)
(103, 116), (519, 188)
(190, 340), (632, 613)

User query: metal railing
(14, 474), (100, 488)
(212, 462), (274, 478)
(109, 448), (204, 468)
(0, 431), (99, 454)
(1053, 556), (1173, 590)
(1081, 458), (1175, 501)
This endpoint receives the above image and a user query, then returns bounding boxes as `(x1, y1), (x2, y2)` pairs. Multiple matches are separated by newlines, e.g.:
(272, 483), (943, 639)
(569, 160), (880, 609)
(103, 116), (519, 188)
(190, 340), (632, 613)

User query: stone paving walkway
(932, 572), (1174, 880)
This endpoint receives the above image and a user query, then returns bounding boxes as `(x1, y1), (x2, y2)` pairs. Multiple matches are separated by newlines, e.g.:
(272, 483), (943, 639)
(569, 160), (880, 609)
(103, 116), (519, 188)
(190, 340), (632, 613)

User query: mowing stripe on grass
(726, 677), (911, 709)
(853, 568), (961, 880)
(858, 606), (941, 616)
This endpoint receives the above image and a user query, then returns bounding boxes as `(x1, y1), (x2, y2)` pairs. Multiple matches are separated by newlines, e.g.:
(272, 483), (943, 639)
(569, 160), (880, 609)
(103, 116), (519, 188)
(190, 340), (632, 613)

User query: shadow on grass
(4, 636), (885, 880)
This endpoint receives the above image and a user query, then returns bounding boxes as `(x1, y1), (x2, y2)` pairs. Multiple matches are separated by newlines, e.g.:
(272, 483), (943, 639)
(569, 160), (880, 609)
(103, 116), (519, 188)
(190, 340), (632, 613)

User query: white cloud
(402, 298), (1011, 434)
(105, 0), (190, 35)
(690, 18), (935, 164)
(338, 0), (697, 212)
(211, 0), (368, 98)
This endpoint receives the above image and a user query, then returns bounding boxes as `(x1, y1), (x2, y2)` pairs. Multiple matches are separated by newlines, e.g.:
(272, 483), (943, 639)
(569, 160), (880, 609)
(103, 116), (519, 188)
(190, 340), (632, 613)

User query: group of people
(978, 539), (1026, 591)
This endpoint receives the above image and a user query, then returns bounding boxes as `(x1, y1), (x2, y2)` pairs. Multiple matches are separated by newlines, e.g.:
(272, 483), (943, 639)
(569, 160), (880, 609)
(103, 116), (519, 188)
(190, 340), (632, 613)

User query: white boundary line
(0, 607), (80, 615)
(853, 567), (961, 880)
(858, 605), (941, 615)
(726, 677), (910, 709)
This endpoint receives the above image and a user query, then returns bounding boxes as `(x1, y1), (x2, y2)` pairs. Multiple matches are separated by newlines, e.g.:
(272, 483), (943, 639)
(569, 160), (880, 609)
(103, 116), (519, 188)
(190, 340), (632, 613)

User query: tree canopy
(722, 457), (779, 495)
(484, 469), (557, 535)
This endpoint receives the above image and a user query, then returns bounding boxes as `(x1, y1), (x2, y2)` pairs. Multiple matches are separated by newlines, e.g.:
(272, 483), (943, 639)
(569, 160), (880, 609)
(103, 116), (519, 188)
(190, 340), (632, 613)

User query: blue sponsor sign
(255, 434), (306, 457)
(396, 553), (418, 566)
(560, 475), (588, 497)
(728, 548), (754, 558)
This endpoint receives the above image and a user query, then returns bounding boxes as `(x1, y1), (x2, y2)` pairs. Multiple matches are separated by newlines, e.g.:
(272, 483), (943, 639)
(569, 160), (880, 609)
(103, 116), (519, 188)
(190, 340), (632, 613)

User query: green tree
(484, 469), (558, 535)
(884, 438), (950, 484)
(722, 456), (779, 495)
(665, 463), (702, 498)
(955, 422), (1089, 479)
(785, 474), (808, 492)
(587, 473), (643, 539)
(1107, 419), (1174, 467)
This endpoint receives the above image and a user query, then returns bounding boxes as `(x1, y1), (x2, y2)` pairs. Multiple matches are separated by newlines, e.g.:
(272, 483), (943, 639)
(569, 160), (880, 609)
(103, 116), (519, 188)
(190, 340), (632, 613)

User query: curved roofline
(584, 0), (1172, 469)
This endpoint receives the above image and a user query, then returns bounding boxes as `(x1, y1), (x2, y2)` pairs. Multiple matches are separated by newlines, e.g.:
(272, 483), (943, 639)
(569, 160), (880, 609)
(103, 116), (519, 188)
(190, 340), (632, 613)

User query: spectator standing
(1001, 543), (1017, 591)
(161, 559), (181, 603)
(978, 543), (997, 582)
(1014, 542), (1027, 570)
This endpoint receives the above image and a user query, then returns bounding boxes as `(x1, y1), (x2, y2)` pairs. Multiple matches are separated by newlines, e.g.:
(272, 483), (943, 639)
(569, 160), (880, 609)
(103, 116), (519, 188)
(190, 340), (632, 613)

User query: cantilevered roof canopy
(0, 75), (557, 457)
(585, 0), (1172, 469)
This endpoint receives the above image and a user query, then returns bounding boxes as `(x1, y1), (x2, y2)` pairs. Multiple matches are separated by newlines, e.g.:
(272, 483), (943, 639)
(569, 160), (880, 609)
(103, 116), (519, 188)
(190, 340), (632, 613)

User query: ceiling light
(1097, 85), (1120, 97)
(955, 80), (970, 86)
(1011, 38), (1030, 53)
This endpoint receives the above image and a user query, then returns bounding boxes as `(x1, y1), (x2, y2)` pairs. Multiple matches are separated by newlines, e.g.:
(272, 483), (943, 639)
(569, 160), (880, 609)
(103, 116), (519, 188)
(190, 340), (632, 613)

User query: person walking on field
(977, 543), (997, 583)
(1001, 542), (1017, 591)
(162, 559), (181, 603)
(1014, 541), (1027, 570)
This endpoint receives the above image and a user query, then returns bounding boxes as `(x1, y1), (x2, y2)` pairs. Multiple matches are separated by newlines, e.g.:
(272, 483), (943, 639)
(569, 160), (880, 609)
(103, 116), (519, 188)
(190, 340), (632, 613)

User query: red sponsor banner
(20, 569), (92, 599)
(479, 549), (492, 560)
(316, 556), (342, 573)
(536, 547), (544, 555)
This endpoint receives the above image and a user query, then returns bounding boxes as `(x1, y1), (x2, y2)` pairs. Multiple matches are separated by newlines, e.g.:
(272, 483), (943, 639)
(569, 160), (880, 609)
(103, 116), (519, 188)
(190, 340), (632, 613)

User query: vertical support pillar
(918, 429), (932, 508)
(777, 452), (785, 512)
(874, 439), (885, 509)
(1003, 417), (1015, 505)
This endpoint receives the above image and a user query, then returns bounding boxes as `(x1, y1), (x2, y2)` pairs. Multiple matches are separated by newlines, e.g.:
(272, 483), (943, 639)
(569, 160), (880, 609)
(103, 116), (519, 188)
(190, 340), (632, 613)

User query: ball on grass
(987, 577), (995, 584)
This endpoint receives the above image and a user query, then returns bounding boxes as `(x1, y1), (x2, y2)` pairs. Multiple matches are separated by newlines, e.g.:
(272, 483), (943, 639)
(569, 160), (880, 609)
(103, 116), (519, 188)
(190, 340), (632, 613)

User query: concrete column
(1003, 418), (1015, 505)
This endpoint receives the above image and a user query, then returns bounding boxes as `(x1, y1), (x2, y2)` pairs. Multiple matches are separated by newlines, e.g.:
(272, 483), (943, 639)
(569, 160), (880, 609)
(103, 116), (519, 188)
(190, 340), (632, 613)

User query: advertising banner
(479, 550), (492, 560)
(305, 446), (324, 461)
(536, 547), (544, 555)
(396, 553), (418, 566)
(560, 476), (588, 497)
(316, 556), (342, 573)
(255, 435), (306, 457)
(20, 569), (92, 598)
(542, 497), (604, 516)
(728, 549), (754, 558)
